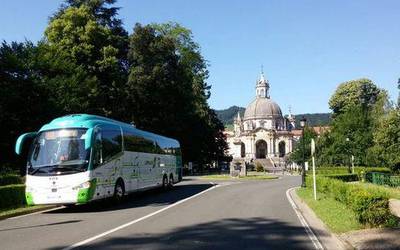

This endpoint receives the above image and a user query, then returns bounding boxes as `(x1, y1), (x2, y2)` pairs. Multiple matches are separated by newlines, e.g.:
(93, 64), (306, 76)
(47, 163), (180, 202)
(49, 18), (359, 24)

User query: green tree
(0, 41), (55, 170)
(369, 109), (400, 171)
(329, 78), (381, 115)
(127, 24), (227, 165)
(317, 79), (389, 167)
(43, 0), (128, 118)
(289, 126), (317, 165)
(317, 105), (373, 166)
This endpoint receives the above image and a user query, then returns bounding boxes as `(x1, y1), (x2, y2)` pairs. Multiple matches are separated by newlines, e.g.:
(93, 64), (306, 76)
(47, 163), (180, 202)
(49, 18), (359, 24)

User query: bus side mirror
(15, 132), (37, 155)
(85, 128), (94, 150)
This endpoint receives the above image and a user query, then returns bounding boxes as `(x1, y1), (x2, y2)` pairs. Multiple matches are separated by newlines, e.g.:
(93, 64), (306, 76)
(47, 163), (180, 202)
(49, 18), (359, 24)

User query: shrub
(0, 174), (24, 186)
(307, 176), (394, 227)
(324, 173), (359, 182)
(0, 184), (26, 209)
(255, 162), (264, 172)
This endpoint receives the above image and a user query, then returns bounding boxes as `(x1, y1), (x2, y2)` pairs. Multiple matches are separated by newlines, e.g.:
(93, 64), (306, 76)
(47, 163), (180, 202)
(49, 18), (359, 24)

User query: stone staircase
(255, 157), (285, 174)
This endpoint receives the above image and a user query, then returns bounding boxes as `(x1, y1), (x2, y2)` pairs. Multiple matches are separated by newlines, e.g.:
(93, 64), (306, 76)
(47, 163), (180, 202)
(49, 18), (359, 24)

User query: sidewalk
(289, 188), (352, 250)
(290, 187), (400, 250)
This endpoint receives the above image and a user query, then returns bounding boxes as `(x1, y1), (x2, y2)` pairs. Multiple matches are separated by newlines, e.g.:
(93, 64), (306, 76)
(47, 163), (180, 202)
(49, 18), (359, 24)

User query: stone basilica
(226, 72), (296, 162)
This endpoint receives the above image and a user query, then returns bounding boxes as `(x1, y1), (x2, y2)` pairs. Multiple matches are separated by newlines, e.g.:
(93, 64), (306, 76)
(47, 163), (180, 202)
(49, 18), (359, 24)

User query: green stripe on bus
(25, 192), (34, 206)
(77, 179), (97, 204)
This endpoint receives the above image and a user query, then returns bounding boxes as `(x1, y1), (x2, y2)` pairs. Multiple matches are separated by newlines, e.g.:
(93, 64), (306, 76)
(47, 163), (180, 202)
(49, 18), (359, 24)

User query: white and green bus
(15, 114), (182, 205)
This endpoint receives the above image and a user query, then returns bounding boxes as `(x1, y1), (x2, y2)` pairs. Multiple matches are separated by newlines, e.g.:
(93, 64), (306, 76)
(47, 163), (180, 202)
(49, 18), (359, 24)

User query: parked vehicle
(15, 114), (182, 205)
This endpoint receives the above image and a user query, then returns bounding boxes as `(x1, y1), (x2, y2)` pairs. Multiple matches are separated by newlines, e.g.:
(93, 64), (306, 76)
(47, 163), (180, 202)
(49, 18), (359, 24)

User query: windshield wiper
(50, 166), (85, 173)
(29, 165), (53, 175)
(59, 160), (88, 166)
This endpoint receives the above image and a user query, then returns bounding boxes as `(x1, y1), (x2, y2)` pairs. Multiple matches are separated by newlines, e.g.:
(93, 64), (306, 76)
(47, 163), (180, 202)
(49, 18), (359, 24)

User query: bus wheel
(113, 179), (125, 203)
(162, 175), (168, 190)
(168, 174), (174, 188)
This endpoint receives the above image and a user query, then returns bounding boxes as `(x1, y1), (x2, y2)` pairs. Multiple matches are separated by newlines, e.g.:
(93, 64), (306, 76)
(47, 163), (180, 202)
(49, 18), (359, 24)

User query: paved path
(0, 176), (320, 250)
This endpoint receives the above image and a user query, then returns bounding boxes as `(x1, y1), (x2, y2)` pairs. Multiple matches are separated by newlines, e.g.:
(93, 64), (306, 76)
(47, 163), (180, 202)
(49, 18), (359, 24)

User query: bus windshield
(27, 128), (90, 175)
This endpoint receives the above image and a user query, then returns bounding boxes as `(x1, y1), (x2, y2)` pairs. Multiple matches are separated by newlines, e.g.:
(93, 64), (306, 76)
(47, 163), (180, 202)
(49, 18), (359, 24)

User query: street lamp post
(346, 137), (353, 173)
(300, 117), (307, 187)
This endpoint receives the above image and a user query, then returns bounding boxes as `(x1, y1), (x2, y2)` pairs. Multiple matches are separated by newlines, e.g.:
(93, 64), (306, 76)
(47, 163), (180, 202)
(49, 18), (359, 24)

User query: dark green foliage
(365, 172), (400, 187)
(214, 106), (331, 127)
(369, 109), (400, 171)
(317, 79), (391, 168)
(306, 176), (394, 227)
(0, 41), (56, 170)
(127, 23), (227, 165)
(1, 2), (227, 172)
(289, 126), (317, 164)
(215, 106), (245, 125)
(293, 113), (332, 128)
(324, 174), (359, 182)
(43, 0), (129, 119)
(317, 105), (374, 166)
(308, 166), (390, 176)
(0, 174), (23, 186)
(0, 184), (26, 209)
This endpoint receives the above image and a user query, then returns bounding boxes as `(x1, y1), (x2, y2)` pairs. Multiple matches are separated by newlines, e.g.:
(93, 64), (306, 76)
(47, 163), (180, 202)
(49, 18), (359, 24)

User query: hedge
(308, 166), (391, 176)
(323, 173), (359, 182)
(0, 174), (24, 186)
(306, 176), (395, 227)
(0, 184), (26, 209)
(365, 172), (400, 187)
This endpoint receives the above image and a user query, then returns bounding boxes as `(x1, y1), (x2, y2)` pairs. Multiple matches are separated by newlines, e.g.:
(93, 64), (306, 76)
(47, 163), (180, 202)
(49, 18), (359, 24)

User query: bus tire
(113, 179), (125, 203)
(168, 174), (174, 188)
(162, 175), (168, 190)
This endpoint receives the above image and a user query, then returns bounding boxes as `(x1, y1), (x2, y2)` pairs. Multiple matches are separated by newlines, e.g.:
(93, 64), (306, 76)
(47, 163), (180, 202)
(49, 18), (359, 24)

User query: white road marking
(63, 184), (220, 250)
(8, 206), (65, 220)
(286, 187), (324, 250)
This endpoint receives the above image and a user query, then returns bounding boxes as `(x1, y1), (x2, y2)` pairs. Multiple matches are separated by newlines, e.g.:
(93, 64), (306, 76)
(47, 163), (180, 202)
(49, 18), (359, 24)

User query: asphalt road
(0, 176), (318, 250)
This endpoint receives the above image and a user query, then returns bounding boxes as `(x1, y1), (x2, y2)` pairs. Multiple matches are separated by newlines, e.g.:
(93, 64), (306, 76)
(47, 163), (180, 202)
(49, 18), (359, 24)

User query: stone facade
(226, 72), (296, 161)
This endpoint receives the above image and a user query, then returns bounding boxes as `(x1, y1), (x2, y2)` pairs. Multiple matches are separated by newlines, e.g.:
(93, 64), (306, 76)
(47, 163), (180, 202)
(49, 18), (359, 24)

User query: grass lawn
(0, 205), (54, 220)
(200, 174), (278, 180)
(297, 188), (362, 233)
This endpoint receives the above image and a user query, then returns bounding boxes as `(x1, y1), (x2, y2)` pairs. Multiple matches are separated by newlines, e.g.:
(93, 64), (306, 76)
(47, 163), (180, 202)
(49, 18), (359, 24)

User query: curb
(0, 205), (59, 221)
(288, 187), (354, 250)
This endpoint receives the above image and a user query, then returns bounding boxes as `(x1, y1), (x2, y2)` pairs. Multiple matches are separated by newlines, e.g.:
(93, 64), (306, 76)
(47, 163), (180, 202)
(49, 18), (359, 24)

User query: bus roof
(39, 114), (179, 145)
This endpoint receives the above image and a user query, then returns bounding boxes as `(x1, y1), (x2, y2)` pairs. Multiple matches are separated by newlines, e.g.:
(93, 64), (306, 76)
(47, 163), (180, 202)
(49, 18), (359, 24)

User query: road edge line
(286, 187), (324, 250)
(63, 184), (220, 250)
(7, 206), (64, 220)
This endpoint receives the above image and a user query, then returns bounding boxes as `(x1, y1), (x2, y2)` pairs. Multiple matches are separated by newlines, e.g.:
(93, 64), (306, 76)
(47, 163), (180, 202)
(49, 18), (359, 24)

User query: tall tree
(318, 79), (389, 167)
(43, 0), (128, 118)
(0, 41), (55, 169)
(328, 78), (381, 115)
(127, 23), (227, 164)
(369, 109), (400, 171)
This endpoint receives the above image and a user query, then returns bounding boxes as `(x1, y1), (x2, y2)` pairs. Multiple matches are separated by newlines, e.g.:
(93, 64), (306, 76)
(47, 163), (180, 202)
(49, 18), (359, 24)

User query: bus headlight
(72, 181), (91, 190)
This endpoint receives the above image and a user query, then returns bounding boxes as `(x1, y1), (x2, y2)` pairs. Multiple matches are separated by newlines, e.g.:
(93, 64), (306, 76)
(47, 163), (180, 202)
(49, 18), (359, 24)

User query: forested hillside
(215, 106), (331, 127)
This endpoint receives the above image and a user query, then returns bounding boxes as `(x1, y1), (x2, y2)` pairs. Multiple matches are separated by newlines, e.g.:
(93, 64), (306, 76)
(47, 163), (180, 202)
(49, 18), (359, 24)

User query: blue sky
(1, 0), (399, 114)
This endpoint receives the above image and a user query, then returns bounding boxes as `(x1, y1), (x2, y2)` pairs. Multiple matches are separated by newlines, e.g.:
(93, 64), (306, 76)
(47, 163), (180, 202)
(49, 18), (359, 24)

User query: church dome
(243, 97), (282, 120)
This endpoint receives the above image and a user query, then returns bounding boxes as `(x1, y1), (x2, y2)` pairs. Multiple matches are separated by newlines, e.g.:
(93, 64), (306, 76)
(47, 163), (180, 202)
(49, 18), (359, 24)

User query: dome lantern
(256, 69), (270, 98)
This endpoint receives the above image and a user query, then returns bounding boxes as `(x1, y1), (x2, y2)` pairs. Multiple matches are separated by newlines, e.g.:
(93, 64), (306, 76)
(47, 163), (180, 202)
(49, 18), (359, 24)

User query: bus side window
(93, 132), (102, 168)
(101, 130), (122, 162)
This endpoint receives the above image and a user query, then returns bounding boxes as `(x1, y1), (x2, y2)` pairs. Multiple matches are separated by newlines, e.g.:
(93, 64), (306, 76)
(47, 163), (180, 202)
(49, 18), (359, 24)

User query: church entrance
(278, 141), (286, 157)
(256, 140), (268, 159)
(240, 142), (246, 158)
